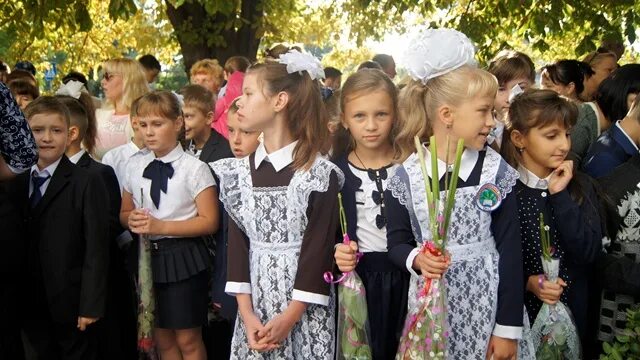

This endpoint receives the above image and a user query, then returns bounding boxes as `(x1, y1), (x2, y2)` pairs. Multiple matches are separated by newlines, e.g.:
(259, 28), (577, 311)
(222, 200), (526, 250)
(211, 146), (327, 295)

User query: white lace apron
(388, 147), (534, 359)
(212, 156), (344, 360)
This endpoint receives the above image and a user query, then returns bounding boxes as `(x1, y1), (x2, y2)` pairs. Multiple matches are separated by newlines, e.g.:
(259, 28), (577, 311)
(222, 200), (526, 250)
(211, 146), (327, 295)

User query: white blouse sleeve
(190, 161), (216, 199)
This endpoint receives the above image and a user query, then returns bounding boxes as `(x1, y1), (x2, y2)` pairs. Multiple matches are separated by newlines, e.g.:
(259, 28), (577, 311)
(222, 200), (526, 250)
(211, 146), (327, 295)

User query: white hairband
(55, 80), (85, 99)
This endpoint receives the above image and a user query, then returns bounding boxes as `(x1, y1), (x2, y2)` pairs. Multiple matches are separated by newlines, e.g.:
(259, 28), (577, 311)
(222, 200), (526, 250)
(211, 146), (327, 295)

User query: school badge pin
(476, 183), (502, 211)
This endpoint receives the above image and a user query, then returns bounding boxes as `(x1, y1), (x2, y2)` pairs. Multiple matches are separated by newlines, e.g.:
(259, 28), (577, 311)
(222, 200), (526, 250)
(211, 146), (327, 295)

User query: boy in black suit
(58, 95), (137, 359)
(10, 96), (109, 360)
(180, 84), (235, 359)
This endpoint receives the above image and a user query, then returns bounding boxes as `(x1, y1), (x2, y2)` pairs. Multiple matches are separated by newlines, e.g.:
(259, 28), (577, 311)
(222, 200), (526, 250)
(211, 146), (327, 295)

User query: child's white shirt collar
(421, 146), (478, 181)
(254, 140), (298, 172)
(517, 165), (551, 190)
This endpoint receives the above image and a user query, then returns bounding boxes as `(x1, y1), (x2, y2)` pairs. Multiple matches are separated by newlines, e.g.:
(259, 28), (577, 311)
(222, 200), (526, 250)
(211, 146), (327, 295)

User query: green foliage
(600, 307), (640, 360)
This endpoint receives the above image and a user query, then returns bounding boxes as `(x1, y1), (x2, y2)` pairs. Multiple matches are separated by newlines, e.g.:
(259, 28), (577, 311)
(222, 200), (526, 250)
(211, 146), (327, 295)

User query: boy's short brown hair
(179, 84), (214, 116)
(24, 96), (71, 128)
(224, 56), (251, 74)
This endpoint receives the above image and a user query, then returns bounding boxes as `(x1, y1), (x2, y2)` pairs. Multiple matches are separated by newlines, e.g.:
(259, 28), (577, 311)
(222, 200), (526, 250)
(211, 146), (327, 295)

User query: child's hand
(128, 209), (163, 235)
(548, 160), (573, 195)
(257, 306), (303, 347)
(412, 251), (450, 279)
(241, 312), (275, 352)
(527, 275), (567, 305)
(335, 242), (358, 273)
(77, 316), (99, 331)
(485, 335), (517, 360)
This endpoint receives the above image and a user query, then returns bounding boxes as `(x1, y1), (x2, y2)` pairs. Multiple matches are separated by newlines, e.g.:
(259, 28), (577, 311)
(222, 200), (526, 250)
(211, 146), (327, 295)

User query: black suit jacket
(9, 156), (110, 323)
(76, 152), (123, 241)
(199, 129), (233, 165)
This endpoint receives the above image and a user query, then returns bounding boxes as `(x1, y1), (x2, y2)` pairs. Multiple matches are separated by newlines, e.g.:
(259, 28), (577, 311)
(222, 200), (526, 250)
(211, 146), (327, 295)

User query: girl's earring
(446, 124), (452, 129)
(518, 147), (525, 153)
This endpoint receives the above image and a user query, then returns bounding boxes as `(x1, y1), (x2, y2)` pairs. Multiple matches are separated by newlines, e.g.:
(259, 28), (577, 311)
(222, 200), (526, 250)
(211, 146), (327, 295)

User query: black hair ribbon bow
(143, 159), (174, 208)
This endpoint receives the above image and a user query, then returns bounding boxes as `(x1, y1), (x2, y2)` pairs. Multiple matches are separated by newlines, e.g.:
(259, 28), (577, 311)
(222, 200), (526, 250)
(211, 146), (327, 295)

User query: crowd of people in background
(0, 27), (639, 360)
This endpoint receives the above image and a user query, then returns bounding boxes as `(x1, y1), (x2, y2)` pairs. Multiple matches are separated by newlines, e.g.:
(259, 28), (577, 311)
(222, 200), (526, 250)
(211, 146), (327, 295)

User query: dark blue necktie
(30, 171), (51, 208)
(142, 160), (174, 208)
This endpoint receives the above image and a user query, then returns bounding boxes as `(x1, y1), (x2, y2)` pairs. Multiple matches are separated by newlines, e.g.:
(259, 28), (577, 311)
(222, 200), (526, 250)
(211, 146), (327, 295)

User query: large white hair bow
(403, 28), (477, 84)
(55, 80), (85, 99)
(278, 50), (325, 80)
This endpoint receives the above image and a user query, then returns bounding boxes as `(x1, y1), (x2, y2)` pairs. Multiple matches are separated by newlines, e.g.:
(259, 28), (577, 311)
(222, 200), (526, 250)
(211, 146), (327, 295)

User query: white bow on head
(171, 91), (185, 107)
(278, 50), (325, 80)
(55, 80), (85, 99)
(403, 28), (477, 84)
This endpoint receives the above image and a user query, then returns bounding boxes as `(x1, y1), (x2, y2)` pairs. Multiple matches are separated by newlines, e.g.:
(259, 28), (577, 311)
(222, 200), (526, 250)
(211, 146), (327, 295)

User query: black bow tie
(143, 159), (174, 208)
(367, 168), (388, 182)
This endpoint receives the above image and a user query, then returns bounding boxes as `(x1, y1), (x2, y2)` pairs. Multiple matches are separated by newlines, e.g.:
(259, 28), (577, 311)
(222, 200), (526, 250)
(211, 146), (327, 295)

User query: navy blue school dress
(335, 155), (409, 360)
(515, 166), (602, 345)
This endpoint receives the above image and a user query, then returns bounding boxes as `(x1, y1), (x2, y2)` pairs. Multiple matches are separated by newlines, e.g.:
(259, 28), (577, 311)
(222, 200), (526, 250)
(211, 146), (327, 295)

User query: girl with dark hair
(501, 89), (602, 348)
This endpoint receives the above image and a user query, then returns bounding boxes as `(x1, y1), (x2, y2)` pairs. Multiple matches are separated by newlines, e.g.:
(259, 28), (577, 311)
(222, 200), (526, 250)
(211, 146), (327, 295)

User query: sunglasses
(103, 72), (121, 81)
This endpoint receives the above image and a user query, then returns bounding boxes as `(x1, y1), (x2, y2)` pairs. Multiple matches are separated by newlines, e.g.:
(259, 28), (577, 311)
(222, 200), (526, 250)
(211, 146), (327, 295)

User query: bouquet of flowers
(396, 136), (464, 360)
(531, 213), (580, 360)
(137, 189), (157, 359)
(324, 194), (372, 360)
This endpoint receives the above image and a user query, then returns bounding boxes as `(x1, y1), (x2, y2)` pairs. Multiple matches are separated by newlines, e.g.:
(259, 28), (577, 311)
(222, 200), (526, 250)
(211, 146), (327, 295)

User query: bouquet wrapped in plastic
(396, 136), (464, 360)
(137, 189), (157, 359)
(531, 214), (580, 360)
(324, 194), (372, 360)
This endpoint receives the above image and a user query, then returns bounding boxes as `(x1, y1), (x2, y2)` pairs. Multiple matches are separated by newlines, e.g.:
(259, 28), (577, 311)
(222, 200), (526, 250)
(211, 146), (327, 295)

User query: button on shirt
(29, 158), (62, 198)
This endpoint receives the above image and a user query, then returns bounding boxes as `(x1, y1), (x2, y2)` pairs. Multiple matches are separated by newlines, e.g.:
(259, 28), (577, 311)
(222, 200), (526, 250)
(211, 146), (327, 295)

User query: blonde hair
(136, 91), (183, 121)
(583, 50), (617, 68)
(102, 58), (149, 111)
(334, 69), (399, 159)
(395, 65), (498, 161)
(190, 59), (224, 87)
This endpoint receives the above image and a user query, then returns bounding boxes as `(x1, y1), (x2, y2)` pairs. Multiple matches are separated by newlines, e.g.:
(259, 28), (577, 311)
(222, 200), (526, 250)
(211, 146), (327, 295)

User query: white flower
(55, 80), (85, 99)
(402, 28), (477, 84)
(278, 50), (325, 80)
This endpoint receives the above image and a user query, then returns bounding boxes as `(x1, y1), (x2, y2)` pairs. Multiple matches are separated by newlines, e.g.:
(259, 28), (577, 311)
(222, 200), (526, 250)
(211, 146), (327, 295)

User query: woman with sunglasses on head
(96, 58), (150, 159)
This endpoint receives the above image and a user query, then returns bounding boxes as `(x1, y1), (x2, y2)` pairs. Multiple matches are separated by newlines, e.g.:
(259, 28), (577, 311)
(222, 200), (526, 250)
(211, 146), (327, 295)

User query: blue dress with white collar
(386, 146), (534, 358)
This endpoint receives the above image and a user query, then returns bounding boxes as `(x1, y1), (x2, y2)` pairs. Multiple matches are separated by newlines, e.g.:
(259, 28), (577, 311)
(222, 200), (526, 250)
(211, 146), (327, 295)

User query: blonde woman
(96, 58), (149, 159)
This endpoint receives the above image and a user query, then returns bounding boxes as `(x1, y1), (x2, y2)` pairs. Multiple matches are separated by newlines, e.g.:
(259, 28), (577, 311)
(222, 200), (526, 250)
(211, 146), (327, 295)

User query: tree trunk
(165, 0), (262, 74)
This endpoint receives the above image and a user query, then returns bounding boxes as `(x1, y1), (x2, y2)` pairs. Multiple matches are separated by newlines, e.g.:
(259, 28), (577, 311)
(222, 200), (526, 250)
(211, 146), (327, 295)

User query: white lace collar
(421, 146), (478, 181)
(517, 165), (551, 190)
(255, 141), (298, 172)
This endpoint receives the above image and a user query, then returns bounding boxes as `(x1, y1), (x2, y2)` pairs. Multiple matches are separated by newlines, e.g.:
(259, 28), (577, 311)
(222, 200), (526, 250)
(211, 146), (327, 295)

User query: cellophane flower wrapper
(137, 235), (157, 359)
(396, 244), (448, 360)
(336, 269), (372, 360)
(531, 257), (581, 360)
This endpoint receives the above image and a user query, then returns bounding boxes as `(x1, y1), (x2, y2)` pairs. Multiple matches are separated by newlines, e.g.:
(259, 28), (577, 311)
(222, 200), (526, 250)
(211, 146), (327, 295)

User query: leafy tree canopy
(1, 0), (639, 87)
